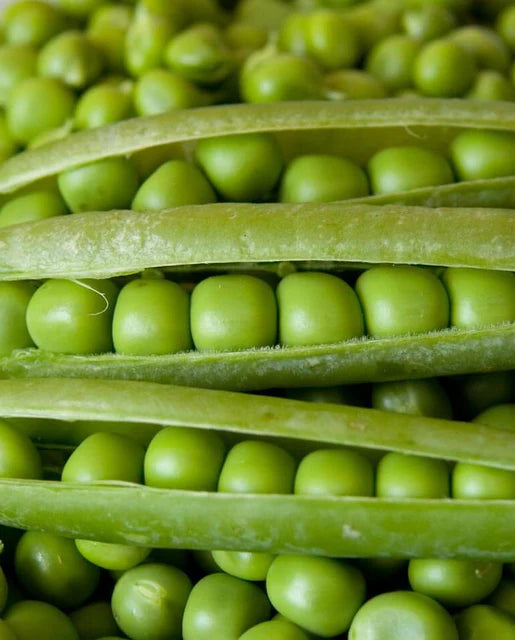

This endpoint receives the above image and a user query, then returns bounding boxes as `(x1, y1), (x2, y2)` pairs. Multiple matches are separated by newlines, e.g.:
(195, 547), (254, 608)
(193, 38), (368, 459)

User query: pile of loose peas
(0, 1), (513, 640)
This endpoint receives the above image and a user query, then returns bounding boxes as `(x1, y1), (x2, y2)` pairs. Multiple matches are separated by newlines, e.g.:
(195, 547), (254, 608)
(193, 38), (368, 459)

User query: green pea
(280, 154), (369, 203)
(376, 452), (450, 498)
(474, 404), (515, 430)
(195, 133), (283, 202)
(449, 372), (515, 420)
(346, 3), (401, 52)
(488, 579), (515, 618)
(183, 573), (270, 640)
(366, 35), (420, 92)
(7, 77), (76, 145)
(455, 605), (515, 640)
(211, 551), (274, 582)
(0, 113), (17, 163)
(368, 146), (453, 195)
(0, 190), (67, 228)
(75, 83), (134, 130)
(304, 10), (361, 71)
(0, 566), (7, 614)
(0, 620), (17, 640)
(355, 266), (449, 338)
(239, 619), (310, 640)
(413, 39), (476, 97)
(497, 5), (515, 52)
(372, 379), (452, 419)
(277, 12), (309, 56)
(450, 25), (511, 73)
(0, 44), (37, 107)
(69, 601), (120, 640)
(75, 540), (150, 571)
(402, 6), (456, 42)
(467, 70), (515, 101)
(144, 426), (226, 490)
(58, 157), (139, 213)
(267, 555), (365, 636)
(284, 385), (366, 405)
(5, 600), (79, 640)
(325, 69), (387, 99)
(113, 278), (192, 356)
(57, 0), (105, 19)
(134, 69), (210, 116)
(450, 130), (515, 181)
(0, 419), (42, 479)
(3, 1), (67, 47)
(225, 23), (267, 53)
(240, 53), (326, 103)
(87, 4), (133, 73)
(0, 281), (37, 354)
(443, 268), (515, 330)
(348, 591), (458, 640)
(453, 462), (515, 499)
(295, 448), (374, 497)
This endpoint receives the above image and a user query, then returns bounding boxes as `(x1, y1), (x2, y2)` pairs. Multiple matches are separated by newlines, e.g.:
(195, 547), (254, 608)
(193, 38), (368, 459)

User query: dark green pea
(225, 22), (267, 53)
(0, 113), (17, 163)
(75, 83), (134, 130)
(284, 385), (366, 405)
(112, 278), (192, 356)
(277, 12), (309, 55)
(58, 157), (139, 213)
(7, 77), (76, 145)
(182, 573), (271, 640)
(346, 2), (401, 51)
(0, 190), (67, 228)
(455, 605), (515, 640)
(450, 130), (515, 181)
(497, 5), (515, 53)
(467, 70), (515, 101)
(453, 462), (515, 499)
(372, 379), (452, 419)
(0, 281), (37, 354)
(5, 600), (79, 640)
(240, 619), (310, 640)
(325, 69), (387, 99)
(474, 404), (515, 430)
(0, 418), (42, 479)
(0, 44), (37, 107)
(87, 3), (133, 73)
(26, 278), (118, 355)
(124, 9), (178, 78)
(366, 35), (420, 92)
(70, 601), (120, 640)
(15, 532), (100, 609)
(413, 39), (476, 97)
(449, 372), (515, 420)
(488, 579), (515, 618)
(75, 541), (150, 571)
(280, 154), (369, 203)
(376, 452), (450, 499)
(134, 69), (210, 116)
(450, 26), (511, 73)
(305, 10), (361, 71)
(195, 132), (283, 201)
(3, 1), (68, 47)
(402, 6), (456, 42)
(0, 619), (16, 640)
(349, 591), (458, 640)
(211, 550), (274, 582)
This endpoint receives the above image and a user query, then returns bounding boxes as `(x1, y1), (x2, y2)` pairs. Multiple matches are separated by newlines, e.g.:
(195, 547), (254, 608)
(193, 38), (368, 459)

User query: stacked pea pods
(0, 0), (513, 639)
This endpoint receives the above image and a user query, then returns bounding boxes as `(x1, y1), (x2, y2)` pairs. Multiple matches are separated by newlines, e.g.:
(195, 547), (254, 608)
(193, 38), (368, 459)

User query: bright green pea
(450, 130), (515, 181)
(348, 591), (458, 640)
(366, 35), (420, 92)
(133, 69), (210, 116)
(267, 555), (365, 637)
(280, 154), (369, 203)
(305, 10), (361, 71)
(402, 6), (456, 42)
(144, 426), (226, 490)
(75, 83), (134, 130)
(277, 12), (310, 55)
(497, 5), (515, 52)
(69, 601), (120, 640)
(455, 605), (515, 640)
(75, 540), (150, 571)
(87, 4), (133, 73)
(211, 551), (274, 582)
(467, 70), (515, 101)
(3, 1), (67, 47)
(474, 404), (515, 430)
(355, 266), (449, 338)
(450, 25), (511, 73)
(26, 279), (118, 355)
(0, 566), (7, 614)
(413, 39), (476, 97)
(87, 4), (133, 37)
(182, 573), (271, 640)
(368, 146), (454, 195)
(15, 532), (100, 609)
(443, 268), (515, 330)
(112, 278), (192, 356)
(488, 579), (515, 618)
(277, 272), (365, 347)
(376, 452), (450, 498)
(190, 274), (277, 351)
(195, 132), (283, 202)
(5, 600), (79, 640)
(7, 77), (76, 145)
(239, 619), (310, 640)
(453, 462), (515, 499)
(372, 379), (452, 419)
(325, 69), (387, 99)
(58, 157), (139, 213)
(0, 619), (17, 640)
(0, 44), (37, 107)
(0, 281), (37, 354)
(295, 448), (374, 497)
(0, 190), (67, 228)
(0, 113), (17, 163)
(0, 419), (42, 479)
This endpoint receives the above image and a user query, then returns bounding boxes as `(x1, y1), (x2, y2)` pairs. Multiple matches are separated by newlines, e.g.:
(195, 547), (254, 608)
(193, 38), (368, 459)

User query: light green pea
(450, 25), (511, 73)
(305, 10), (361, 71)
(325, 69), (387, 99)
(277, 12), (310, 55)
(0, 281), (37, 354)
(455, 605), (515, 640)
(0, 44), (37, 107)
(239, 619), (310, 640)
(5, 601), (79, 640)
(69, 601), (120, 640)
(0, 190), (67, 228)
(450, 130), (515, 181)
(372, 379), (452, 419)
(212, 551), (274, 582)
(474, 404), (515, 430)
(87, 3), (133, 73)
(413, 39), (476, 97)
(75, 541), (150, 572)
(497, 4), (515, 53)
(0, 418), (42, 479)
(225, 22), (267, 53)
(467, 70), (515, 101)
(402, 6), (456, 42)
(366, 35), (420, 92)
(75, 83), (134, 130)
(3, 1), (68, 47)
(376, 452), (450, 498)
(453, 462), (515, 499)
(134, 69), (210, 116)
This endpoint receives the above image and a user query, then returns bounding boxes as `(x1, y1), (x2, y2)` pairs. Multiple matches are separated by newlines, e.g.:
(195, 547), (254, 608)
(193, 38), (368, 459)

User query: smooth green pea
(0, 44), (37, 107)
(5, 600), (79, 640)
(280, 154), (369, 203)
(26, 279), (118, 355)
(0, 567), (7, 613)
(408, 559), (502, 607)
(195, 132), (283, 202)
(70, 601), (120, 640)
(453, 462), (515, 499)
(488, 579), (515, 618)
(455, 605), (515, 640)
(349, 591), (458, 640)
(295, 448), (374, 497)
(0, 113), (17, 163)
(277, 272), (365, 347)
(3, 1), (67, 47)
(368, 146), (453, 195)
(402, 6), (456, 42)
(240, 53), (326, 103)
(75, 83), (134, 130)
(450, 26), (511, 73)
(413, 39), (476, 97)
(267, 555), (365, 636)
(467, 70), (515, 101)
(7, 76), (75, 144)
(75, 540), (150, 571)
(372, 379), (452, 419)
(474, 404), (515, 430)
(239, 619), (310, 640)
(450, 130), (515, 181)
(443, 268), (515, 330)
(225, 23), (267, 53)
(134, 69), (210, 116)
(277, 13), (310, 56)
(144, 426), (226, 490)
(57, 0), (105, 19)
(58, 157), (139, 213)
(112, 278), (192, 356)
(124, 9), (178, 78)
(497, 5), (515, 52)
(325, 69), (387, 99)
(305, 10), (361, 71)
(0, 282), (37, 354)
(355, 266), (449, 338)
(87, 4), (133, 73)
(211, 551), (274, 582)
(345, 3), (400, 51)
(366, 35), (420, 92)
(376, 452), (449, 498)
(183, 573), (270, 640)
(0, 419), (42, 479)
(0, 190), (67, 228)
(15, 532), (99, 609)
(0, 620), (16, 640)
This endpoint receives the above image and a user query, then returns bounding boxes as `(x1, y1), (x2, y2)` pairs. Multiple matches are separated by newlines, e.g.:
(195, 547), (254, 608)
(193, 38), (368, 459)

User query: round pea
(413, 39), (476, 97)
(5, 600), (79, 640)
(455, 604), (515, 640)
(87, 4), (133, 73)
(402, 6), (456, 42)
(0, 44), (37, 107)
(467, 70), (515, 101)
(182, 573), (271, 640)
(305, 10), (361, 70)
(277, 12), (309, 56)
(3, 1), (67, 47)
(497, 5), (515, 52)
(267, 555), (365, 636)
(453, 462), (515, 499)
(325, 69), (387, 99)
(195, 133), (283, 202)
(75, 540), (150, 571)
(239, 619), (310, 640)
(134, 69), (209, 116)
(450, 25), (511, 73)
(450, 130), (515, 181)
(0, 620), (17, 640)
(367, 146), (453, 195)
(280, 154), (369, 203)
(225, 23), (267, 53)
(124, 10), (178, 78)
(443, 268), (515, 330)
(56, 0), (105, 19)
(488, 579), (515, 618)
(0, 418), (42, 479)
(348, 591), (458, 640)
(0, 566), (7, 614)
(211, 551), (274, 582)
(0, 281), (37, 354)
(75, 83), (134, 130)
(474, 404), (515, 430)
(26, 278), (118, 355)
(372, 379), (452, 419)
(355, 266), (449, 338)
(376, 452), (449, 498)
(366, 35), (420, 92)
(449, 371), (515, 420)
(190, 274), (277, 351)
(0, 190), (67, 228)
(144, 426), (226, 490)
(69, 600), (120, 640)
